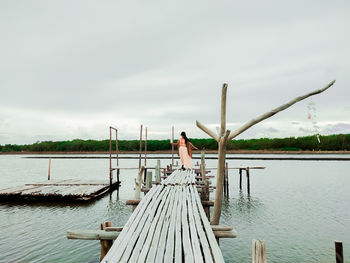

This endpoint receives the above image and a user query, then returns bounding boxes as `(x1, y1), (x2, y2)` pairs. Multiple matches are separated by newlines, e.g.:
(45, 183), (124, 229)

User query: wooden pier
(100, 169), (233, 262)
(0, 179), (119, 202)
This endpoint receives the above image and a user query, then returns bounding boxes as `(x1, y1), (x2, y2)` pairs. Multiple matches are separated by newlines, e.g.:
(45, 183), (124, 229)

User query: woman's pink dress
(179, 138), (192, 169)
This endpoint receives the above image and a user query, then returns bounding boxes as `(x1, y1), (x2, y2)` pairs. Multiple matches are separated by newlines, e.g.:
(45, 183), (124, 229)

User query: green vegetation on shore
(1, 134), (349, 153)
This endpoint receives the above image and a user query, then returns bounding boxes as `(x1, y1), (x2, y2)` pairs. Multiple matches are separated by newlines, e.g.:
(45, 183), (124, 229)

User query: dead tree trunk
(196, 80), (335, 225)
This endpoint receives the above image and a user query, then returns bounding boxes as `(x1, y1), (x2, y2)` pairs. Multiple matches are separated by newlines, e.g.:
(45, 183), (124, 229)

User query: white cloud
(0, 0), (349, 144)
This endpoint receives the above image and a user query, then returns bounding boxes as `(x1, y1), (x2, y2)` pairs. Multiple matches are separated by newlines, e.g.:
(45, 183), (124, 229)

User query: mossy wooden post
(196, 80), (334, 226)
(100, 221), (113, 261)
(252, 239), (267, 263)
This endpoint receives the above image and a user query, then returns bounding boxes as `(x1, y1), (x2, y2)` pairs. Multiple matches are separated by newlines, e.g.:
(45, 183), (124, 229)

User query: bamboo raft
(0, 179), (119, 202)
(99, 169), (233, 262)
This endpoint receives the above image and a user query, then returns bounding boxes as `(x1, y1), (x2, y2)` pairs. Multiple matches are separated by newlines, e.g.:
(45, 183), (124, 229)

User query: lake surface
(0, 154), (349, 262)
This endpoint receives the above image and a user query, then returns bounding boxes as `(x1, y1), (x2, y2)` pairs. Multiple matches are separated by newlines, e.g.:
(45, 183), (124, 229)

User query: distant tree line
(1, 134), (349, 152)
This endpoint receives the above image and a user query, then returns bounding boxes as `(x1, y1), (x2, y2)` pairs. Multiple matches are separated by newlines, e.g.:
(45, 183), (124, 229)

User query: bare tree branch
(228, 80), (336, 141)
(220, 84), (228, 137)
(196, 120), (219, 142)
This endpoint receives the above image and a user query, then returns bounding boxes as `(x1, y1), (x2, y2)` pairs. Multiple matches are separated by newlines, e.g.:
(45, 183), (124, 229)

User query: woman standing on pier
(170, 131), (199, 170)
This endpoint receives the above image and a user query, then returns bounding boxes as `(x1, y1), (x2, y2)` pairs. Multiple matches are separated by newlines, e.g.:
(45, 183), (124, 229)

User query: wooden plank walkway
(101, 170), (225, 263)
(0, 179), (119, 202)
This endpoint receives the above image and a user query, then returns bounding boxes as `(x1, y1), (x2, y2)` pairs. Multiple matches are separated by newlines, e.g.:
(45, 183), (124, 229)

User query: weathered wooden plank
(189, 184), (213, 263)
(101, 185), (161, 262)
(155, 186), (178, 263)
(146, 186), (176, 262)
(120, 186), (171, 262)
(191, 185), (225, 262)
(164, 186), (180, 262)
(182, 185), (194, 262)
(107, 186), (164, 262)
(186, 187), (204, 263)
(128, 186), (172, 262)
(174, 185), (183, 263)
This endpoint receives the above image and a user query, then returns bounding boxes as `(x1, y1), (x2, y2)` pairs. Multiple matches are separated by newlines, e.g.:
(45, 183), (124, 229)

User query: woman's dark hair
(181, 131), (189, 144)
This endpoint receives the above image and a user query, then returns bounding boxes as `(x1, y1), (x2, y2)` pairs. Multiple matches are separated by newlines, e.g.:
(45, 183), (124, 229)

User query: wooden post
(48, 159), (51, 180)
(115, 129), (120, 184)
(335, 241), (343, 263)
(171, 126), (174, 166)
(134, 166), (145, 211)
(252, 239), (267, 263)
(144, 127), (147, 166)
(100, 221), (113, 261)
(155, 160), (161, 183)
(239, 168), (242, 190)
(109, 127), (112, 186)
(145, 171), (152, 189)
(225, 162), (229, 197)
(200, 150), (210, 220)
(139, 124), (143, 169)
(246, 167), (250, 195)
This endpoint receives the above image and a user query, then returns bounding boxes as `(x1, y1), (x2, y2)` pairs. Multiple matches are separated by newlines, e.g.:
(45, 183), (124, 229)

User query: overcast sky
(0, 0), (349, 144)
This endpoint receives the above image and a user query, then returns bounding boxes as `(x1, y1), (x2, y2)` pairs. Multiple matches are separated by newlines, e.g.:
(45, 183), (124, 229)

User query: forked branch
(228, 80), (335, 141)
(196, 120), (219, 142)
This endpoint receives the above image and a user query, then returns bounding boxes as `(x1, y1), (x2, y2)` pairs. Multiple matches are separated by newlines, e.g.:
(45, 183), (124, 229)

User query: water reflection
(222, 191), (264, 221)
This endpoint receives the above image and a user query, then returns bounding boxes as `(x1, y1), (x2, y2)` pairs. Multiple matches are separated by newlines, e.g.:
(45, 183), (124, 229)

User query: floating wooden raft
(101, 170), (226, 263)
(0, 179), (119, 202)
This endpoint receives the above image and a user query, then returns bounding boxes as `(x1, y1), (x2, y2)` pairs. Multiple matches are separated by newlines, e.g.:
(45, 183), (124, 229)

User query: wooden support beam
(67, 229), (120, 240)
(252, 239), (267, 263)
(126, 199), (215, 207)
(67, 226), (236, 241)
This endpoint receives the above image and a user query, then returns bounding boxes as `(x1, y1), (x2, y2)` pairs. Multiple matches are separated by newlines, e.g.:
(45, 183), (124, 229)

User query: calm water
(0, 154), (349, 262)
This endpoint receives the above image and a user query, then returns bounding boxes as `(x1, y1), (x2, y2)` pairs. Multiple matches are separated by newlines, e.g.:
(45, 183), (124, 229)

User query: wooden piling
(155, 160), (161, 183)
(335, 241), (344, 263)
(48, 159), (51, 180)
(224, 162), (229, 197)
(100, 221), (113, 261)
(239, 168), (242, 190)
(171, 126), (174, 166)
(200, 151), (210, 220)
(246, 167), (250, 195)
(134, 166), (145, 211)
(109, 127), (112, 186)
(115, 129), (119, 183)
(252, 239), (266, 263)
(145, 171), (152, 189)
(144, 127), (147, 166)
(138, 124), (143, 169)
